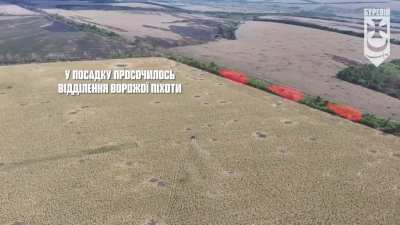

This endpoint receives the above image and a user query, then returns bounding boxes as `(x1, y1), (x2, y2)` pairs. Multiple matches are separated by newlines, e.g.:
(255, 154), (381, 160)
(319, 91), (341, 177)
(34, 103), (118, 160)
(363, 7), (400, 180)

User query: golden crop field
(1, 58), (399, 225)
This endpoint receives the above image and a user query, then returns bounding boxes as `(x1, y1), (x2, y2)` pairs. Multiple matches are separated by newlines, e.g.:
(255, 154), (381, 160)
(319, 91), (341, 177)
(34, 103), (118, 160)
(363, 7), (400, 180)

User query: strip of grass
(361, 114), (400, 135)
(301, 96), (400, 135)
(302, 97), (400, 135)
(248, 79), (267, 90)
(299, 96), (331, 113)
(165, 54), (220, 75)
(49, 14), (120, 38)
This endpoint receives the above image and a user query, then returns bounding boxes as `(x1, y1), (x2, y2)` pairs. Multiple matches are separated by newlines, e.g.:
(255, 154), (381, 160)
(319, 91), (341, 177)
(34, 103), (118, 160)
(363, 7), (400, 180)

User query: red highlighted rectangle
(326, 102), (362, 122)
(266, 84), (304, 102)
(218, 68), (249, 84)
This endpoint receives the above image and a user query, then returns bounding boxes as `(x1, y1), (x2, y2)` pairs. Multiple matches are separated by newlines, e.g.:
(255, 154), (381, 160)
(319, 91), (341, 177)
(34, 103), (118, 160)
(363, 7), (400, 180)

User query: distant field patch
(42, 8), (236, 47)
(0, 1), (39, 16)
(172, 21), (400, 119)
(0, 16), (148, 64)
(108, 2), (165, 9)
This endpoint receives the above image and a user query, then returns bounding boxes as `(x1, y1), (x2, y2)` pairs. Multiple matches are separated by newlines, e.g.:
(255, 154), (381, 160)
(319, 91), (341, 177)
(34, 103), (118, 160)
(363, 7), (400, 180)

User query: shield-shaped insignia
(364, 8), (391, 67)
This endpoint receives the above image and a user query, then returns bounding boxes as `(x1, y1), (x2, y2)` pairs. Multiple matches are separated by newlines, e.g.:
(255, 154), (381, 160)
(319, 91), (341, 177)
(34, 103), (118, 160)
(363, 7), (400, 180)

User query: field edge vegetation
(165, 54), (400, 136)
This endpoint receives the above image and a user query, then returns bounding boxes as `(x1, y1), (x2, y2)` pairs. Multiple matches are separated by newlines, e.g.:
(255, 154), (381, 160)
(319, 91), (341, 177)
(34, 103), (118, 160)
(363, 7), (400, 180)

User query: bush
(337, 60), (400, 99)
(248, 79), (266, 90)
(299, 96), (331, 113)
(360, 114), (400, 135)
(165, 55), (220, 75)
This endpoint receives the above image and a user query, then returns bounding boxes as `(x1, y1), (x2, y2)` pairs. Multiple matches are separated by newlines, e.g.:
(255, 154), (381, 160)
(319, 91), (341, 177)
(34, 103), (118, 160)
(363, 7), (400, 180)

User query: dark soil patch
(42, 21), (78, 32)
(169, 25), (218, 42)
(86, 144), (126, 155)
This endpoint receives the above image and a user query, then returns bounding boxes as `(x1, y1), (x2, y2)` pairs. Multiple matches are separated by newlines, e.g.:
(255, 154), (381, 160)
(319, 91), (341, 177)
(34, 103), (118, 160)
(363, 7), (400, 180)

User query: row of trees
(337, 60), (400, 99)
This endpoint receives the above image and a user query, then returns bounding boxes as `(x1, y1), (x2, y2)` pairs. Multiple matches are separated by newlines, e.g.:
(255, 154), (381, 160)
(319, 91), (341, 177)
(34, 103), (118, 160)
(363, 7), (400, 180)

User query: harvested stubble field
(43, 9), (185, 40)
(258, 15), (400, 41)
(1, 58), (400, 225)
(173, 21), (400, 120)
(42, 8), (231, 47)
